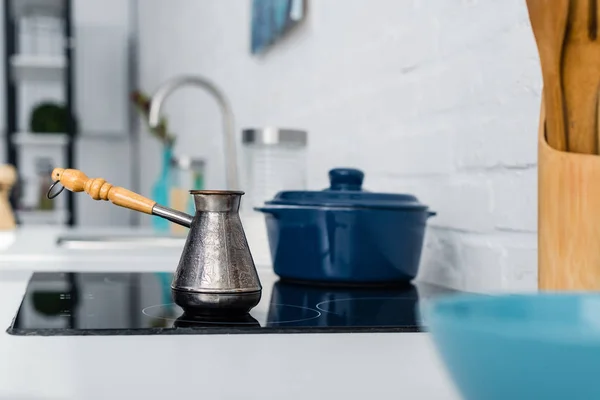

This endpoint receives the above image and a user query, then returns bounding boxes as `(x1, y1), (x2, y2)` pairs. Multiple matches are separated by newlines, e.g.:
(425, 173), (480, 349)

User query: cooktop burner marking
(141, 303), (322, 325)
(267, 303), (322, 325)
(141, 303), (247, 324)
(315, 296), (411, 314)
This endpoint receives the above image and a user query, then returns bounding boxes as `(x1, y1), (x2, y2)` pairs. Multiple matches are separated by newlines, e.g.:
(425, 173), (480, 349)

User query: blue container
(420, 293), (600, 400)
(254, 168), (435, 284)
(151, 144), (173, 232)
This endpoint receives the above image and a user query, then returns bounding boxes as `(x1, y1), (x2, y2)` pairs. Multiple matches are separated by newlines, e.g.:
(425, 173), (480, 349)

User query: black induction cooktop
(6, 272), (460, 336)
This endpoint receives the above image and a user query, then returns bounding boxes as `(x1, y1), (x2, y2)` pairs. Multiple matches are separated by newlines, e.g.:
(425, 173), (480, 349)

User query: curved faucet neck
(148, 75), (239, 190)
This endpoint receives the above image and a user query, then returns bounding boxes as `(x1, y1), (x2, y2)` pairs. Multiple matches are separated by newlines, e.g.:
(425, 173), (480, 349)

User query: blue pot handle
(254, 205), (316, 217)
(258, 205), (436, 219)
(254, 206), (281, 218)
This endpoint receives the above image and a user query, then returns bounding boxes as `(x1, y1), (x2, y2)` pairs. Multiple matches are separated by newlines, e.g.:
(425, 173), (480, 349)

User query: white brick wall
(137, 0), (541, 293)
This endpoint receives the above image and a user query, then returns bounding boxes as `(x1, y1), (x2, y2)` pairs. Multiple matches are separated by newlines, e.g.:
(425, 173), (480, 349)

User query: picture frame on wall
(250, 0), (306, 55)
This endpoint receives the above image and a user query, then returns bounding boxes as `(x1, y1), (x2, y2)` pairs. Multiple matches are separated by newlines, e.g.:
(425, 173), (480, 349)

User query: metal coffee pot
(48, 168), (262, 316)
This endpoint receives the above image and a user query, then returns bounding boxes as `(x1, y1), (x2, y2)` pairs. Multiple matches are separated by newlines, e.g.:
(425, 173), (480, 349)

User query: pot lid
(265, 168), (429, 210)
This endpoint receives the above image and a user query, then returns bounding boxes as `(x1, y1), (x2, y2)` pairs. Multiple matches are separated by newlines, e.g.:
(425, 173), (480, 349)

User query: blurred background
(0, 0), (540, 291)
(1, 0), (134, 227)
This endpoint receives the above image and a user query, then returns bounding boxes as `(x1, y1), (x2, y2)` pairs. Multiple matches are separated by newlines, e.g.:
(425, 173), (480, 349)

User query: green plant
(131, 90), (176, 146)
(29, 102), (78, 134)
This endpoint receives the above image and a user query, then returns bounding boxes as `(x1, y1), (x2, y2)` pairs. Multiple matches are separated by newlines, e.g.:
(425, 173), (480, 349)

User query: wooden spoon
(562, 0), (600, 154)
(526, 0), (570, 152)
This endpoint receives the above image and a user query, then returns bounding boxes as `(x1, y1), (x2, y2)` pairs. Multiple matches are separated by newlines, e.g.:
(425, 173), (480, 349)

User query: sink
(56, 234), (187, 250)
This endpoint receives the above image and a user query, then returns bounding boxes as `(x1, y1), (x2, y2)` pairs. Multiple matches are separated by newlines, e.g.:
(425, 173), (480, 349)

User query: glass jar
(171, 155), (205, 193)
(242, 128), (307, 211)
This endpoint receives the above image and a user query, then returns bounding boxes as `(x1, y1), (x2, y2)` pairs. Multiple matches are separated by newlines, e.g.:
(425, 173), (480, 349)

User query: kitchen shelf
(77, 131), (128, 141)
(11, 132), (69, 146)
(16, 209), (69, 225)
(11, 0), (65, 18)
(10, 54), (66, 82)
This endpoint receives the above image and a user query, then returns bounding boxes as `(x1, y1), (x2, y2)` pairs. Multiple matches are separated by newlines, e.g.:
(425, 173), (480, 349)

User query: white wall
(71, 0), (134, 227)
(137, 0), (541, 293)
(73, 0), (130, 27)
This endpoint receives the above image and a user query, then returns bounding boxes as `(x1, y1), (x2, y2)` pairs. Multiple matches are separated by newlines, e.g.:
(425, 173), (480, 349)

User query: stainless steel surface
(189, 190), (244, 212)
(56, 235), (186, 249)
(242, 127), (307, 146)
(148, 75), (239, 190)
(152, 204), (194, 228)
(171, 155), (205, 170)
(172, 289), (261, 316)
(172, 191), (262, 315)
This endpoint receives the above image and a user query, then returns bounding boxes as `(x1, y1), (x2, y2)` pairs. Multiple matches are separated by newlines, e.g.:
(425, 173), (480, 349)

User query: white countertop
(0, 223), (461, 400)
(0, 213), (273, 266)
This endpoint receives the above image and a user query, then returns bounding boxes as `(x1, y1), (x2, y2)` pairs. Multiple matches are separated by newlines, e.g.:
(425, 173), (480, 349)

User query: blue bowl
(420, 293), (600, 400)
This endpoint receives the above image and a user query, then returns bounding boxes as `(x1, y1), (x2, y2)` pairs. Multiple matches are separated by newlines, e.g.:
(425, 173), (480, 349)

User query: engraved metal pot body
(171, 190), (262, 315)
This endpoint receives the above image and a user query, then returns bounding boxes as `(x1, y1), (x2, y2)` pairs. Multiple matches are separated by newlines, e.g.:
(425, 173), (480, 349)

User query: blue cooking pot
(254, 168), (436, 285)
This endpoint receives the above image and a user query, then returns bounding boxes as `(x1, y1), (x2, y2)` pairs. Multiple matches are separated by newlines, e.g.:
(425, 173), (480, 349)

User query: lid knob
(329, 168), (364, 191)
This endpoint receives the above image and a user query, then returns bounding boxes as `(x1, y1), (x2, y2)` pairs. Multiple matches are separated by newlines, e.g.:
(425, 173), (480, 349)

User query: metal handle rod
(152, 204), (193, 228)
(148, 75), (239, 190)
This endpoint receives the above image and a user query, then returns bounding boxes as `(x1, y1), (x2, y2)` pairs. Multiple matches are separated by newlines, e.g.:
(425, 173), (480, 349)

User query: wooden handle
(526, 0), (569, 152)
(52, 168), (156, 214)
(561, 0), (600, 154)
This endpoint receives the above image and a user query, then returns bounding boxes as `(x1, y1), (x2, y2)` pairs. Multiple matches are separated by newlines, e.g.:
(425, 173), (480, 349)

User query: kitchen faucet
(148, 75), (239, 190)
